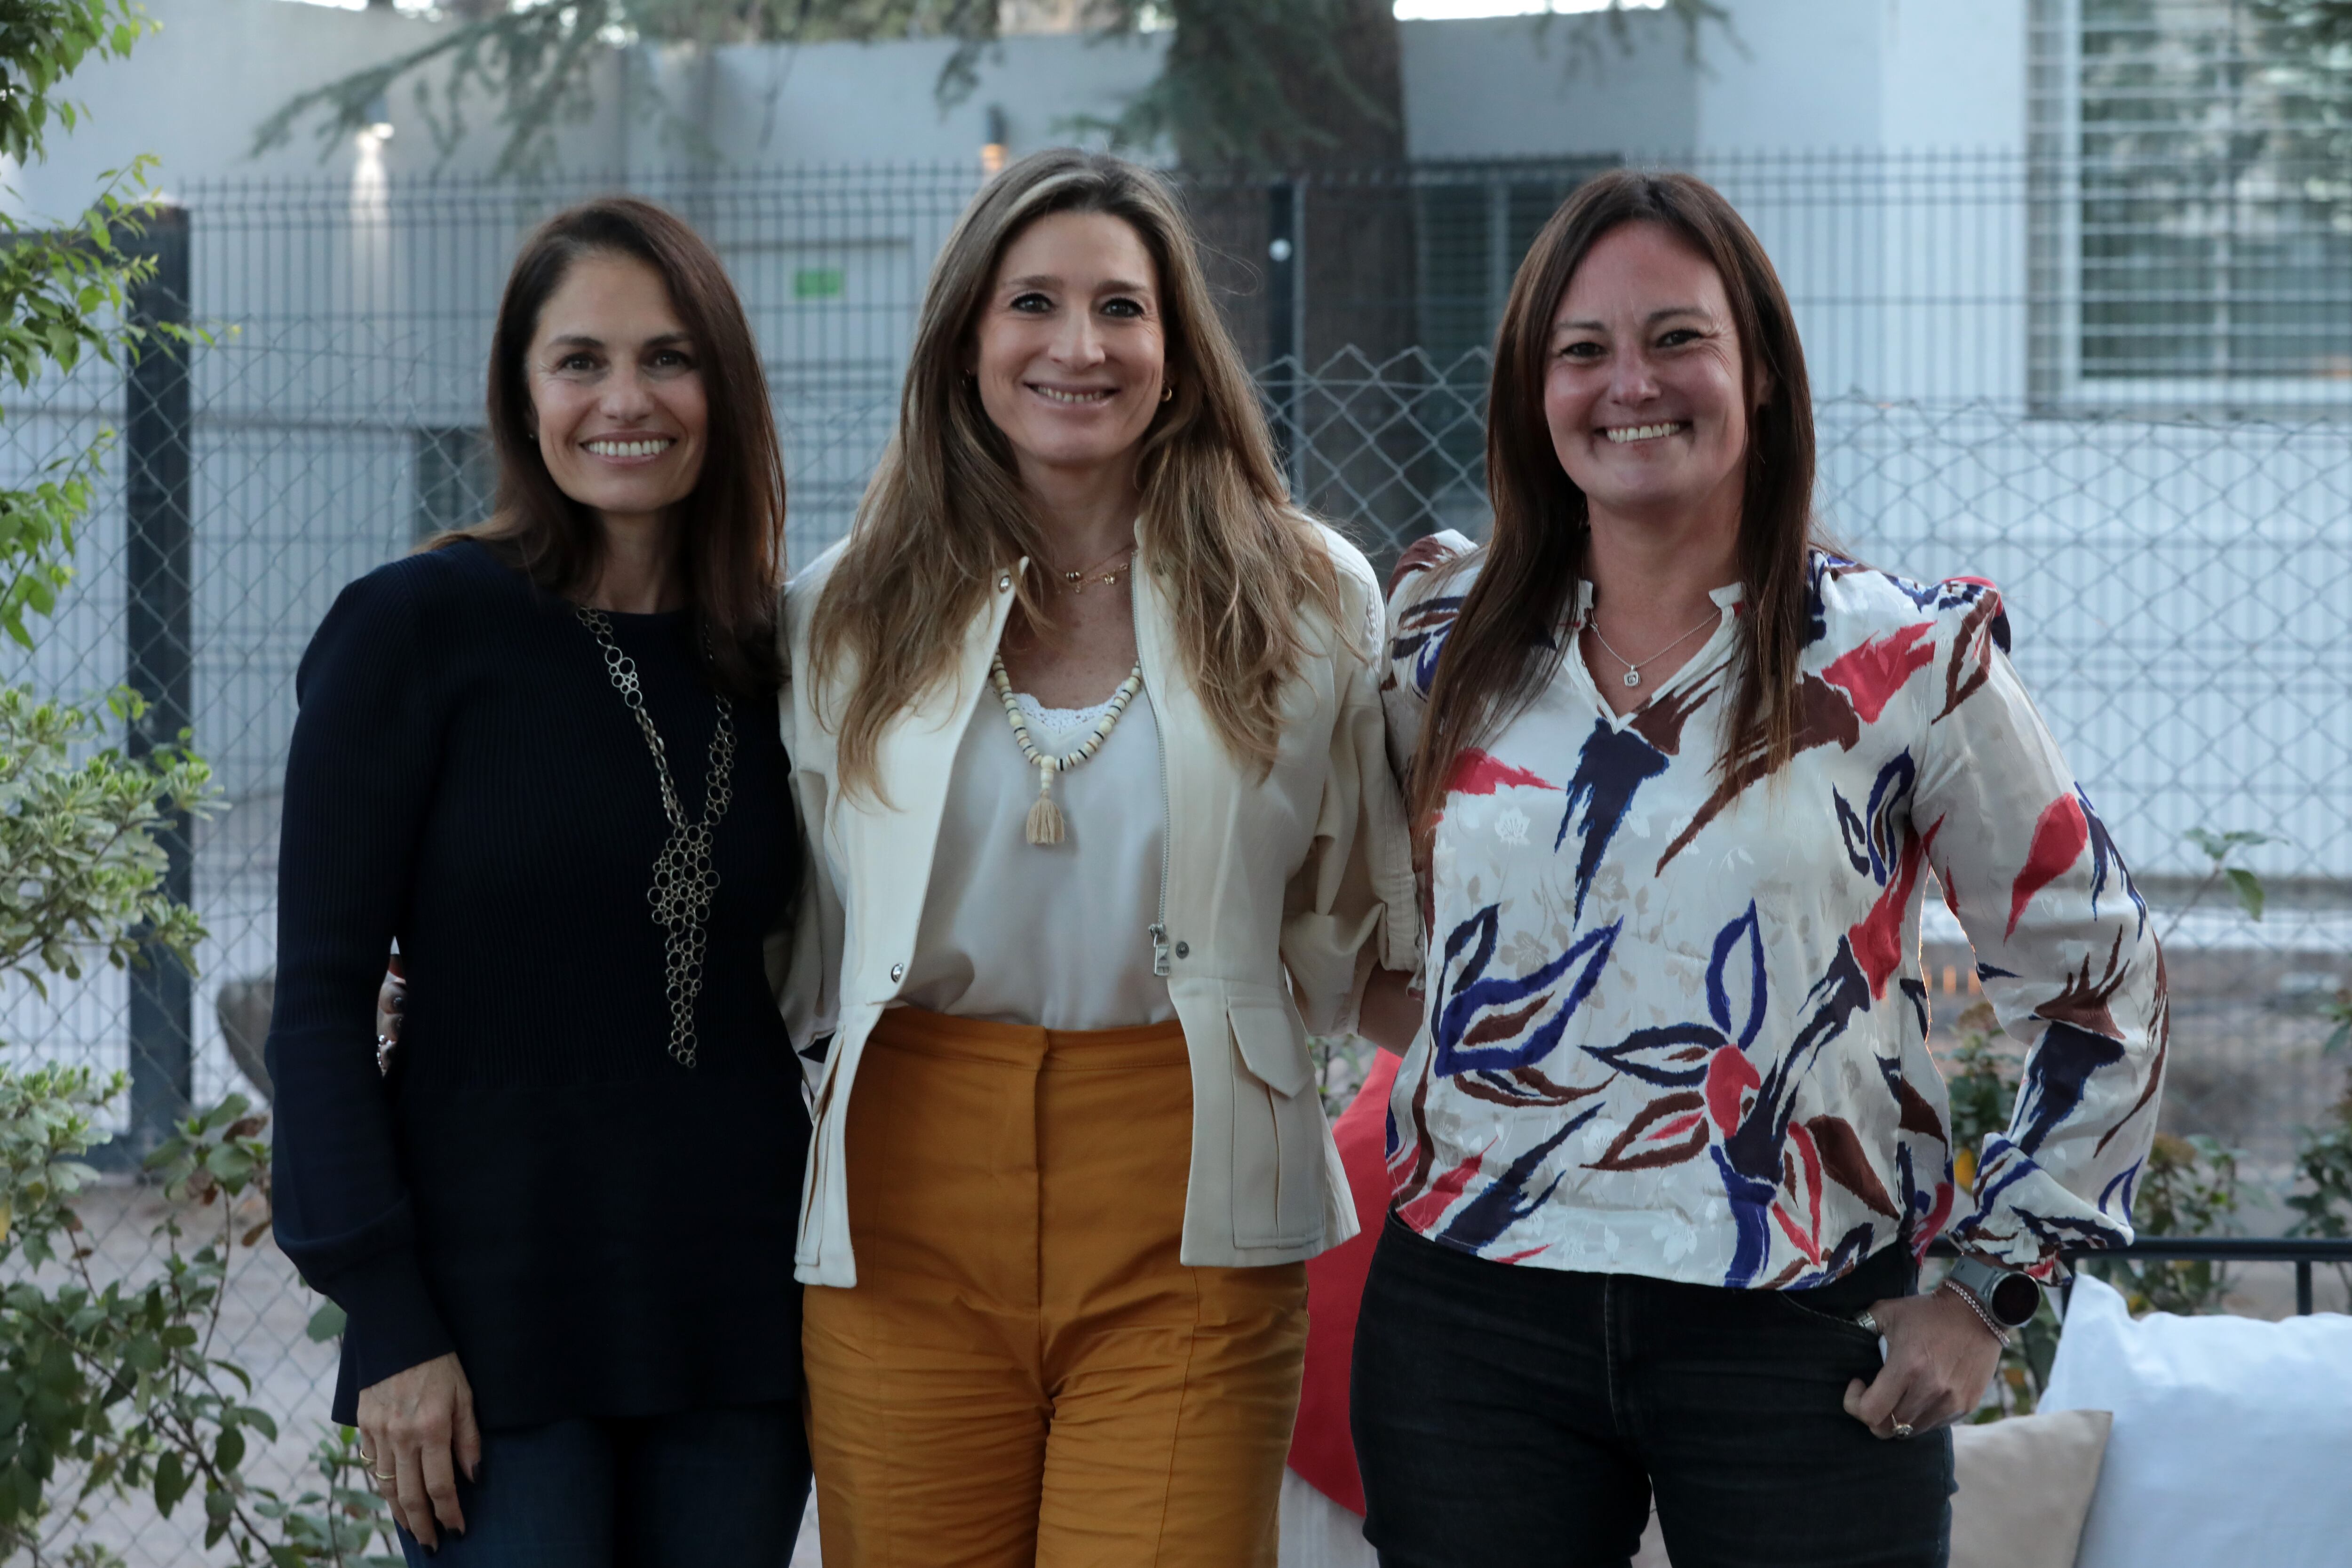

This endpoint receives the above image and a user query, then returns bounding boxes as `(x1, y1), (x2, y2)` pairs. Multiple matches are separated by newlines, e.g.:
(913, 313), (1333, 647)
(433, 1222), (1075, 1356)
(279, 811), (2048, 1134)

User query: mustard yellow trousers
(803, 1006), (1309, 1568)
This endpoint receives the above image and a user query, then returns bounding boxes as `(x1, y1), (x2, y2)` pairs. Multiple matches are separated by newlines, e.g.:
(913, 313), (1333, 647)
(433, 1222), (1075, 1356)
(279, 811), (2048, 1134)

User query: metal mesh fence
(0, 159), (2347, 1562)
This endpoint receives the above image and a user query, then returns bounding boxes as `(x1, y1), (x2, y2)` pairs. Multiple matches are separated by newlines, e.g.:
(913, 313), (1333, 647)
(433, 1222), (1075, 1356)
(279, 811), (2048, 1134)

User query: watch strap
(1946, 1253), (2042, 1329)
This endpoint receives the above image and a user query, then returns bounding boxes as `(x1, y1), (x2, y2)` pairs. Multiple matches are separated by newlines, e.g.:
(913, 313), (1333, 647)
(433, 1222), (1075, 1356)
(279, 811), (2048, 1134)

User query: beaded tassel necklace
(989, 652), (1144, 845)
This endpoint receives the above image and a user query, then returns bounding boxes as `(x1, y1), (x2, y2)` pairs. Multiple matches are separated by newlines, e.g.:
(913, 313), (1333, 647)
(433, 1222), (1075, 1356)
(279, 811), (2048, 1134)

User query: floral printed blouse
(1379, 533), (2167, 1289)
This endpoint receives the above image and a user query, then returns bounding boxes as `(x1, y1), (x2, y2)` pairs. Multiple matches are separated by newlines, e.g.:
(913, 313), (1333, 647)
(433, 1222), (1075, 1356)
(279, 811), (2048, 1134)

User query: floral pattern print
(1380, 533), (2166, 1288)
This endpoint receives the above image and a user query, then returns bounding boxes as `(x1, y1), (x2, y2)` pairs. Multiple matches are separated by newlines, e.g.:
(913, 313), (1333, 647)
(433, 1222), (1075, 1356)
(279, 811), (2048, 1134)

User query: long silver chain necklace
(576, 605), (736, 1068)
(1583, 605), (1723, 690)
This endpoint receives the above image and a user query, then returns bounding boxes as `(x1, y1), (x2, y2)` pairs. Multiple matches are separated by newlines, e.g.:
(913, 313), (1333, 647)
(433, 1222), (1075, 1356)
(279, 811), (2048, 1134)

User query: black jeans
(1351, 1220), (1952, 1568)
(396, 1401), (811, 1567)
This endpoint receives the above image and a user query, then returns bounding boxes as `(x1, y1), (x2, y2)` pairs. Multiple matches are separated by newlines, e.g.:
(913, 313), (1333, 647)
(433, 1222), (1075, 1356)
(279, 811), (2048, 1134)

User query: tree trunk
(1168, 0), (1428, 564)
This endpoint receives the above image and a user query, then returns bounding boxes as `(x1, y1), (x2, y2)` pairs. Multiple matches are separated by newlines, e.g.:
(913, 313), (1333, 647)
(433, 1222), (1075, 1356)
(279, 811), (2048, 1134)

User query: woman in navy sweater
(266, 198), (809, 1566)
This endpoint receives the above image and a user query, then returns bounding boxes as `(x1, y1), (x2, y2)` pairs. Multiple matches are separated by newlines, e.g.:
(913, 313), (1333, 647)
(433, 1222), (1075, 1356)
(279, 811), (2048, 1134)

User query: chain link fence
(0, 160), (2347, 1563)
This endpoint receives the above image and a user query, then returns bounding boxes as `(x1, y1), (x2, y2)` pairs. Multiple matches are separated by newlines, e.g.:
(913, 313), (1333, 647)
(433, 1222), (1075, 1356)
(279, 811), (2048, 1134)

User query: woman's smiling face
(524, 250), (708, 531)
(1543, 221), (1758, 531)
(970, 209), (1168, 484)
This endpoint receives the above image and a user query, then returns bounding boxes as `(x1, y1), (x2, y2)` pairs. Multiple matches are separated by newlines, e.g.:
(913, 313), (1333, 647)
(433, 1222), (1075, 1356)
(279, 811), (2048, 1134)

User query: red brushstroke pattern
(1821, 622), (1936, 723)
(2007, 792), (2088, 939)
(1849, 822), (1939, 999)
(1448, 748), (1557, 797)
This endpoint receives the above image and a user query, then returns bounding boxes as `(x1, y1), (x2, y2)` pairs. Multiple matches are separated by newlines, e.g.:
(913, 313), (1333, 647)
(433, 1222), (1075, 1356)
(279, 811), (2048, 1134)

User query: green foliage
(2321, 985), (2352, 1059)
(250, 0), (1000, 176)
(0, 1092), (406, 1564)
(2256, 0), (2352, 56)
(0, 688), (210, 990)
(2082, 1133), (2245, 1317)
(2177, 827), (2273, 928)
(2283, 1053), (2352, 1302)
(1940, 998), (2013, 1178)
(0, 0), (150, 167)
(0, 11), (411, 1564)
(253, 0), (1727, 173)
(0, 153), (189, 654)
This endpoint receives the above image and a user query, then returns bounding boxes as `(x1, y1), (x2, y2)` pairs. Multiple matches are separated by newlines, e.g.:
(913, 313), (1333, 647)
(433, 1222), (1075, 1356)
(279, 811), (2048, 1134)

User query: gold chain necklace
(989, 653), (1144, 845)
(1051, 544), (1136, 596)
(576, 605), (736, 1067)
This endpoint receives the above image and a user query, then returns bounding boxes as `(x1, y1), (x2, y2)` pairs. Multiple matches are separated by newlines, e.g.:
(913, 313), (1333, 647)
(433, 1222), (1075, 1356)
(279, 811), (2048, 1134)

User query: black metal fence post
(122, 203), (194, 1161)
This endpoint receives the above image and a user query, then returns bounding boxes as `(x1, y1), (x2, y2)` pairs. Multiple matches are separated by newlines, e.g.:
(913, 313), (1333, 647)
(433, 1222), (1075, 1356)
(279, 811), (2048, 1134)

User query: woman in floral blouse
(1349, 171), (2165, 1566)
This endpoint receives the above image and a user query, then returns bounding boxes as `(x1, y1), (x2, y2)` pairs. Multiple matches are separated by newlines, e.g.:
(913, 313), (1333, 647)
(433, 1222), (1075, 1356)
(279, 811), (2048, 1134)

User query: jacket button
(889, 962), (905, 982)
(1174, 941), (1189, 959)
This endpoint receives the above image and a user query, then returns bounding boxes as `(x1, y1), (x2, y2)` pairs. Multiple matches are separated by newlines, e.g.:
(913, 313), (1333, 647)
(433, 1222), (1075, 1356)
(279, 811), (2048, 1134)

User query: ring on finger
(1891, 1421), (1916, 1440)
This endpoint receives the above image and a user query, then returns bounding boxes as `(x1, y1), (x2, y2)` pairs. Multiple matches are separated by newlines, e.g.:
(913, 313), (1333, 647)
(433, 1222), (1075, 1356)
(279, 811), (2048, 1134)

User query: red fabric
(1286, 1050), (1400, 1517)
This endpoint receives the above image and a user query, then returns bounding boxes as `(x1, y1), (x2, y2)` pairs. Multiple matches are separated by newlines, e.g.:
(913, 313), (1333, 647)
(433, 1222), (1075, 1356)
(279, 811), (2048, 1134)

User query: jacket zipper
(1135, 579), (1175, 977)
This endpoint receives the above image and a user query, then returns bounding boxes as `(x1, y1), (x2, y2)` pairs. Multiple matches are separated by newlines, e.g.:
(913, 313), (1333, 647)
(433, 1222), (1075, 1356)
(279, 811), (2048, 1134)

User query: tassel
(1026, 761), (1065, 845)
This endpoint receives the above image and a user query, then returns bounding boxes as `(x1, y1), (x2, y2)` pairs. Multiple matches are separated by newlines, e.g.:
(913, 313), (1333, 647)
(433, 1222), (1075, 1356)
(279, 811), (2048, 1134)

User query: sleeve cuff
(321, 1248), (456, 1391)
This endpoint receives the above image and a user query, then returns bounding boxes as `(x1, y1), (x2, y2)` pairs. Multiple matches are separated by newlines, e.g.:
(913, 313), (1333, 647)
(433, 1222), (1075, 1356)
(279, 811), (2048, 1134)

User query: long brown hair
(809, 149), (1341, 798)
(450, 196), (786, 696)
(1406, 170), (1819, 834)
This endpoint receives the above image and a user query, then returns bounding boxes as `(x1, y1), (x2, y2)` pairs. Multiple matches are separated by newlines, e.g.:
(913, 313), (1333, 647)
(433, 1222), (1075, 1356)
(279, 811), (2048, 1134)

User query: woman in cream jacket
(779, 149), (1417, 1568)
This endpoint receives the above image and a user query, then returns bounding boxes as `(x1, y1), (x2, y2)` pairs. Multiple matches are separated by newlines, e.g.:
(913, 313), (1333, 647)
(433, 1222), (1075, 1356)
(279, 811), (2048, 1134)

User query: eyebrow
(1553, 305), (1710, 334)
(1002, 274), (1156, 296)
(543, 330), (694, 350)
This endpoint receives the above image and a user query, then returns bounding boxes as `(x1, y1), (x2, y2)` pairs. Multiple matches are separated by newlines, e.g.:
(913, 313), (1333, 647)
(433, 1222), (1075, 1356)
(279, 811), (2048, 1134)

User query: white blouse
(900, 682), (1174, 1030)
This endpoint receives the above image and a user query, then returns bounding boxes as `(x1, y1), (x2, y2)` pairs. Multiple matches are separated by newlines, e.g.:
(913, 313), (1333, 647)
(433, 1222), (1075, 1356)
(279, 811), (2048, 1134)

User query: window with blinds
(2030, 0), (2352, 410)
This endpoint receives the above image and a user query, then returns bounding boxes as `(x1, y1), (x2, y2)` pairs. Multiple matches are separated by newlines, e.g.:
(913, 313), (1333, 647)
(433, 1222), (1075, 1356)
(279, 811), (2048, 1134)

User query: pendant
(1623, 669), (1642, 688)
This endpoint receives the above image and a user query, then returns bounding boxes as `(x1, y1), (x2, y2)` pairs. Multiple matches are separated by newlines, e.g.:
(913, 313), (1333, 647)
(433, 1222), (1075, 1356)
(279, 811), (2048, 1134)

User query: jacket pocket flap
(1230, 993), (1313, 1098)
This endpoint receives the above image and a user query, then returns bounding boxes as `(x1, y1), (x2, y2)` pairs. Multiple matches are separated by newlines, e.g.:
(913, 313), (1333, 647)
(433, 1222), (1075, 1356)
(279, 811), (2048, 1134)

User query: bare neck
(1583, 482), (1743, 621)
(1016, 450), (1144, 573)
(583, 512), (684, 614)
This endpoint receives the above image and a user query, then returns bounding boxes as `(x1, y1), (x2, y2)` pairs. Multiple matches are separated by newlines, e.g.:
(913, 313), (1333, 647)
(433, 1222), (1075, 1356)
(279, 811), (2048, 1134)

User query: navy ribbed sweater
(266, 541), (808, 1429)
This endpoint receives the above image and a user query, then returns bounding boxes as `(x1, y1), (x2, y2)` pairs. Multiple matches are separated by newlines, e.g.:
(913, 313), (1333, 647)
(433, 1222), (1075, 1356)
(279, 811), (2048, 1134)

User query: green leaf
(306, 1301), (348, 1343)
(214, 1424), (246, 1473)
(153, 1449), (191, 1516)
(2225, 867), (2265, 923)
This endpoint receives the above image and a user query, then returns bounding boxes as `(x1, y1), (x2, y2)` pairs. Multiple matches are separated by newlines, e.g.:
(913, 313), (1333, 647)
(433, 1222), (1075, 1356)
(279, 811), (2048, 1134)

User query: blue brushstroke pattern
(2011, 1020), (2129, 1154)
(1432, 906), (1621, 1077)
(1555, 718), (1670, 924)
(1438, 1109), (1599, 1252)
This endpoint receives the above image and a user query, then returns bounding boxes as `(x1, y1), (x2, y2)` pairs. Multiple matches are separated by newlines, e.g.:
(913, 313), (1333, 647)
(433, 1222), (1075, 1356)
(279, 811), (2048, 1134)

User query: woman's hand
(1841, 1286), (2004, 1438)
(357, 1352), (479, 1549)
(1359, 966), (1422, 1056)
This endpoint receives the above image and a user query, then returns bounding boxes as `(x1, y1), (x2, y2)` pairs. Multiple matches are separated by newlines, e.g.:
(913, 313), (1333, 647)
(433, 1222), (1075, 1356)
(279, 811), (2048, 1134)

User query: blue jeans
(1351, 1220), (1953, 1568)
(396, 1401), (811, 1567)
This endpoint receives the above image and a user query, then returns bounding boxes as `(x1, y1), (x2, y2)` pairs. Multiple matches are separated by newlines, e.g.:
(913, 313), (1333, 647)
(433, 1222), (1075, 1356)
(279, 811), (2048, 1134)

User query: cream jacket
(776, 523), (1418, 1287)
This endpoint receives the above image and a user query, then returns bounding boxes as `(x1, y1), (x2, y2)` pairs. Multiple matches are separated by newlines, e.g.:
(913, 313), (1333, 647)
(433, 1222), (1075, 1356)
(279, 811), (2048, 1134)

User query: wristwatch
(1944, 1253), (2043, 1330)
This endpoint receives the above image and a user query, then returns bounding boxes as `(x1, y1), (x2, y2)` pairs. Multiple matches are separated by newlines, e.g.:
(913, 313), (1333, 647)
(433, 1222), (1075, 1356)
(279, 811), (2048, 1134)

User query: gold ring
(373, 1468), (397, 1481)
(1892, 1422), (1916, 1440)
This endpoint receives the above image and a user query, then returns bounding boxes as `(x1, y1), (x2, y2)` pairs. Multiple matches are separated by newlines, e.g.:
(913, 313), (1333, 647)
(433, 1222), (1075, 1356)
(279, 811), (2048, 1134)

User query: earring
(1160, 382), (1175, 404)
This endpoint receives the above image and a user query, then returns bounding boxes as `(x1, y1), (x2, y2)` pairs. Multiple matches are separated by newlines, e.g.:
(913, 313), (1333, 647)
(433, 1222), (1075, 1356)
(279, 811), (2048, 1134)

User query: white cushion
(2042, 1272), (2352, 1568)
(1280, 1468), (1377, 1568)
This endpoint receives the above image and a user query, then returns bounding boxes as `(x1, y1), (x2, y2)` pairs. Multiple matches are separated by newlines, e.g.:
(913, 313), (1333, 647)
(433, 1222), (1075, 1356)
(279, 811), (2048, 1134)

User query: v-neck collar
(1561, 578), (1745, 732)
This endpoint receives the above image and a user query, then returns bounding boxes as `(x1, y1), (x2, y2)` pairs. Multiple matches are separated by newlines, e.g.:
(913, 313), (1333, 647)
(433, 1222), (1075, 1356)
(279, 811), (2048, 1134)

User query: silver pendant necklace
(576, 605), (736, 1068)
(1584, 605), (1723, 690)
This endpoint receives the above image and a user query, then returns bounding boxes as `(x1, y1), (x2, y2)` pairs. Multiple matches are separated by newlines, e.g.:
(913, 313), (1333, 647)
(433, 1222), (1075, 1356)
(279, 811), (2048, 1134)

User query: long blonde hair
(810, 149), (1341, 798)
